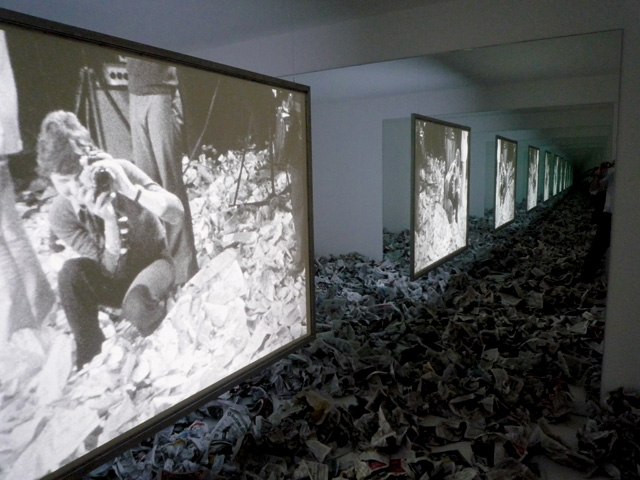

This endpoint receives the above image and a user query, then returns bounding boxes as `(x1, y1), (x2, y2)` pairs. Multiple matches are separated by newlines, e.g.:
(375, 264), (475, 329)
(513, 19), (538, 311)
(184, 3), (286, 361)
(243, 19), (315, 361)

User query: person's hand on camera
(79, 182), (117, 221)
(87, 159), (137, 200)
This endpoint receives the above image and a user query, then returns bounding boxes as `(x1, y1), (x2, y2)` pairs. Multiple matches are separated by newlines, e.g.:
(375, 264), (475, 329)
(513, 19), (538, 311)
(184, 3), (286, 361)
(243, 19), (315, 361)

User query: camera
(79, 148), (117, 200)
(90, 166), (115, 200)
(92, 166), (113, 192)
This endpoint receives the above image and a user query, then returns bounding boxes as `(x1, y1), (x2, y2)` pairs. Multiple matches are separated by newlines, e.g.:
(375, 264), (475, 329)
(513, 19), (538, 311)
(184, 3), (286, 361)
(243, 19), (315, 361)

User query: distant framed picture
(0, 8), (314, 479)
(494, 136), (517, 230)
(410, 114), (470, 280)
(526, 146), (540, 211)
(543, 151), (552, 201)
(553, 154), (561, 195)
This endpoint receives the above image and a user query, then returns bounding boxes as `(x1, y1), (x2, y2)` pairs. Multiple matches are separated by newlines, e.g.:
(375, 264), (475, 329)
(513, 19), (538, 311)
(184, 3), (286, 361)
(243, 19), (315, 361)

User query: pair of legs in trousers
(129, 92), (198, 285)
(58, 256), (174, 369)
(0, 159), (55, 345)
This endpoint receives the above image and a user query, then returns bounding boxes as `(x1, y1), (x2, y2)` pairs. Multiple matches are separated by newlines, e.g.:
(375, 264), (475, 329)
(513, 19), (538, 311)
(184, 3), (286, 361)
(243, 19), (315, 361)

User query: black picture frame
(0, 8), (315, 479)
(526, 146), (540, 211)
(559, 157), (567, 191)
(553, 154), (561, 196)
(543, 151), (552, 201)
(494, 135), (517, 230)
(410, 114), (470, 280)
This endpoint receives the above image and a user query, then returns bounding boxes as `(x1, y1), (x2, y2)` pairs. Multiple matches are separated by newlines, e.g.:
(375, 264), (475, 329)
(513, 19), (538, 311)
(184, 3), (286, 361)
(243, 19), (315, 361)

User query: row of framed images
(411, 114), (573, 280)
(1, 8), (576, 478)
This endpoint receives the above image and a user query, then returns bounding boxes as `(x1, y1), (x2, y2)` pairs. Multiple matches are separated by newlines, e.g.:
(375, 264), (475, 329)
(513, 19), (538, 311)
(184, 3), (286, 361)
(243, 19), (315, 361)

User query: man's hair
(36, 110), (95, 176)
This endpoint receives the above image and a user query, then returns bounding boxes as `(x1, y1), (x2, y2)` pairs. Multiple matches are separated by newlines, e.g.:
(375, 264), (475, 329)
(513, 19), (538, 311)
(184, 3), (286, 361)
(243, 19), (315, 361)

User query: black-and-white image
(544, 151), (552, 201)
(494, 136), (517, 229)
(553, 154), (560, 196)
(0, 17), (312, 480)
(411, 115), (469, 279)
(526, 146), (539, 211)
(560, 158), (568, 191)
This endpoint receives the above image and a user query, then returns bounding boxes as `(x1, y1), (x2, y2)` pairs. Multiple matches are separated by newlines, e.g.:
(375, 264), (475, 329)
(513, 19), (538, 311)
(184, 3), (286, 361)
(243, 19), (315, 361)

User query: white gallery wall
(0, 0), (638, 402)
(382, 118), (412, 235)
(317, 84), (615, 248)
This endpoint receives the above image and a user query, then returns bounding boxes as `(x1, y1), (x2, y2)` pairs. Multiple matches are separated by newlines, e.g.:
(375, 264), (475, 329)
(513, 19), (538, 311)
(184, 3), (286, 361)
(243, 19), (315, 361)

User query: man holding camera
(37, 110), (184, 369)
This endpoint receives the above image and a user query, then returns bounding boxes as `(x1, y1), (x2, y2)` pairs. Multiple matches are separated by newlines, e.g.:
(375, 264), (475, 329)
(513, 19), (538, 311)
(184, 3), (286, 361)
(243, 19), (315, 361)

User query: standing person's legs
(0, 222), (34, 344)
(130, 94), (160, 181)
(130, 93), (198, 285)
(0, 159), (55, 344)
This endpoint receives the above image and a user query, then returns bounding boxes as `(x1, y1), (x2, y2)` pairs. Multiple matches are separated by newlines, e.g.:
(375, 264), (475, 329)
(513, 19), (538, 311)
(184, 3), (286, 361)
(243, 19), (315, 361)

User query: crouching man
(37, 110), (184, 369)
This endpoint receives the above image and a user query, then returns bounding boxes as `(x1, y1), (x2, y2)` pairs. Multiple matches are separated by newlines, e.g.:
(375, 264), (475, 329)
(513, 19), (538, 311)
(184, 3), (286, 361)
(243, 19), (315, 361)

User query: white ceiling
(0, 1), (622, 167)
(432, 31), (622, 86)
(0, 0), (438, 53)
(288, 30), (622, 102)
(287, 29), (621, 169)
(0, 1), (620, 94)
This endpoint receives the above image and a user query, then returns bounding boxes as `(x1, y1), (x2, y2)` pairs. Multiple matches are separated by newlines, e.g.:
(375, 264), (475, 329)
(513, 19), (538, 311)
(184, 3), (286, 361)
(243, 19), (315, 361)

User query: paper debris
(9, 179), (630, 480)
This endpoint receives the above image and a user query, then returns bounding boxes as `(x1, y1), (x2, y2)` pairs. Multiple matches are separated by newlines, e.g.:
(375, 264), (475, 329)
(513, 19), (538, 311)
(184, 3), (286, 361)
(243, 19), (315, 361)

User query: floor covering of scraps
(86, 190), (640, 480)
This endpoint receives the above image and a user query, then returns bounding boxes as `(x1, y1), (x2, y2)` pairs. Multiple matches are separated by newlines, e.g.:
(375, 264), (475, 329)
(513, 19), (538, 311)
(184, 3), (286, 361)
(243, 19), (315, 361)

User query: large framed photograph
(410, 114), (470, 280)
(494, 136), (517, 230)
(526, 146), (539, 211)
(543, 151), (552, 201)
(0, 9), (314, 479)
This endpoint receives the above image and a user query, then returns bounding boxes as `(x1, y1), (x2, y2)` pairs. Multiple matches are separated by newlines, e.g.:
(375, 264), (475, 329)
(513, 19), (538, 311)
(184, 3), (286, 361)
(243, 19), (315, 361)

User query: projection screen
(411, 114), (470, 280)
(0, 9), (314, 479)
(494, 136), (517, 230)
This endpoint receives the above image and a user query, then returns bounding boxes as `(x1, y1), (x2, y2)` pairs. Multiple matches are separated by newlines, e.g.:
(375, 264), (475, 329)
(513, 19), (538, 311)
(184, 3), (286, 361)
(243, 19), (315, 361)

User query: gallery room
(0, 0), (639, 478)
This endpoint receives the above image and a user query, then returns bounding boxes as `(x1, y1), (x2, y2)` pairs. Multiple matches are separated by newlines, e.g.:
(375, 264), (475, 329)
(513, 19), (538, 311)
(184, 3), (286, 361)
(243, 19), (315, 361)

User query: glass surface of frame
(410, 114), (470, 280)
(494, 136), (518, 230)
(526, 146), (540, 211)
(543, 151), (552, 201)
(0, 9), (314, 479)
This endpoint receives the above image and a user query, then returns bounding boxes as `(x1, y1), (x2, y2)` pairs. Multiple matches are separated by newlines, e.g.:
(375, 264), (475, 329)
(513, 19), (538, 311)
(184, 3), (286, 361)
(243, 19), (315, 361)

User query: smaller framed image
(553, 154), (561, 195)
(410, 114), (470, 280)
(543, 151), (552, 201)
(527, 146), (540, 211)
(494, 136), (518, 230)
